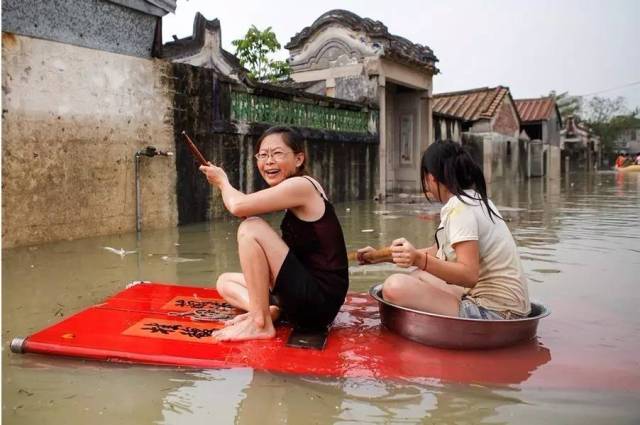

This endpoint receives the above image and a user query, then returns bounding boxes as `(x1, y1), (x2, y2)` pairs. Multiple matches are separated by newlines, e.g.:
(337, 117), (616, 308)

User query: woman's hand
(199, 162), (228, 188)
(391, 237), (421, 268)
(356, 246), (376, 264)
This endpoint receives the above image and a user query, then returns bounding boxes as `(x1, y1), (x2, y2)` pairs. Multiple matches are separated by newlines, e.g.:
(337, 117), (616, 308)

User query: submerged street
(3, 170), (639, 424)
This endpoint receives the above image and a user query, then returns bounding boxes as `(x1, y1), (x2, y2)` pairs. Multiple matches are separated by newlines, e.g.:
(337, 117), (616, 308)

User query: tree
(584, 96), (627, 123)
(232, 25), (291, 82)
(548, 90), (583, 121)
(583, 96), (639, 158)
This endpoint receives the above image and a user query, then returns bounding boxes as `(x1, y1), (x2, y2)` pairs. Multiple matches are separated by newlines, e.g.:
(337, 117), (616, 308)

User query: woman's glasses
(254, 150), (292, 162)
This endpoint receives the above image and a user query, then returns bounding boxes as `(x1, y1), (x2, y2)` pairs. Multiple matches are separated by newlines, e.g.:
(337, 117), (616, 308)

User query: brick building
(432, 86), (525, 182)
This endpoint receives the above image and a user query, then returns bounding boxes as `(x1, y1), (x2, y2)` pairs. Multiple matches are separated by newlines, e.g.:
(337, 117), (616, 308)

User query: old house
(560, 115), (600, 172)
(432, 86), (524, 182)
(515, 97), (562, 179)
(284, 9), (439, 197)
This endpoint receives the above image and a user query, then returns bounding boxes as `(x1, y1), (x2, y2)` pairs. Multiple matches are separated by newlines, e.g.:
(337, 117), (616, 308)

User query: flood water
(3, 171), (640, 424)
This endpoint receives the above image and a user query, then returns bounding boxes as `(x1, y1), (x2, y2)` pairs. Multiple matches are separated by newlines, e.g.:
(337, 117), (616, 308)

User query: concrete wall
(384, 83), (396, 189)
(462, 132), (523, 183)
(546, 145), (561, 180)
(543, 113), (561, 147)
(2, 33), (177, 248)
(542, 115), (562, 179)
(189, 134), (378, 222)
(335, 75), (376, 103)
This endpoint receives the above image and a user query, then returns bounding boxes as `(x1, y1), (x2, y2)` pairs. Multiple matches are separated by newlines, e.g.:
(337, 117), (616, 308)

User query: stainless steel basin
(369, 283), (550, 349)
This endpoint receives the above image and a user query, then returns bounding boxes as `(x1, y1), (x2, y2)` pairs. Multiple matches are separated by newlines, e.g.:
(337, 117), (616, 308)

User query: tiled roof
(432, 86), (511, 122)
(286, 9), (438, 72)
(515, 97), (558, 123)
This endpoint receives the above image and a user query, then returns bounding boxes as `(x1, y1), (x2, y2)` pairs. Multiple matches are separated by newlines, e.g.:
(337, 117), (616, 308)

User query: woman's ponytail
(421, 140), (501, 222)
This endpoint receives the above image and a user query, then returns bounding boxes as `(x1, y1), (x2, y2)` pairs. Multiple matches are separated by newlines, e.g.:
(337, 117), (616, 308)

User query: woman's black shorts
(271, 251), (343, 330)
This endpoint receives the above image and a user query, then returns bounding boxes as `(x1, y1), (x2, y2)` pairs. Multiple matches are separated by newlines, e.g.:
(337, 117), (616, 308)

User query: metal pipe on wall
(135, 146), (173, 234)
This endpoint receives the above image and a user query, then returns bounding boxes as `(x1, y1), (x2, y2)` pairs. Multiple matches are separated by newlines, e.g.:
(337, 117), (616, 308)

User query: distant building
(515, 97), (562, 179)
(560, 115), (600, 172)
(285, 9), (439, 196)
(612, 117), (640, 155)
(432, 86), (525, 182)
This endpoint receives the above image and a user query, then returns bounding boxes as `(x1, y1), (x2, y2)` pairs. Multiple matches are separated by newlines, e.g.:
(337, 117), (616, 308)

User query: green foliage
(232, 25), (291, 82)
(583, 96), (639, 156)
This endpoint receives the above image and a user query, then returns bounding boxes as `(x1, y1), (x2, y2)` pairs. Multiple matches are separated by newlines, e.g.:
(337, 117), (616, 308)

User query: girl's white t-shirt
(436, 191), (530, 316)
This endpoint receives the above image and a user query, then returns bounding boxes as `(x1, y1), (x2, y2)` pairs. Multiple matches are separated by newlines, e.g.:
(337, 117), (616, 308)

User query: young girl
(359, 140), (530, 320)
(199, 126), (349, 341)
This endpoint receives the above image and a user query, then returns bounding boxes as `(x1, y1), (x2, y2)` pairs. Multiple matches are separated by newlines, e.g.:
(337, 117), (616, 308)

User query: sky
(162, 0), (640, 112)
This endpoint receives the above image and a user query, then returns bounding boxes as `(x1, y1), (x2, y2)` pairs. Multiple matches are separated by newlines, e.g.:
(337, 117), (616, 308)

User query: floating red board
(16, 283), (640, 390)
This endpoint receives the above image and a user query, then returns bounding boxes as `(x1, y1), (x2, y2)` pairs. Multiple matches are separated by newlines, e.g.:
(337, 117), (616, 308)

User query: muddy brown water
(3, 171), (640, 424)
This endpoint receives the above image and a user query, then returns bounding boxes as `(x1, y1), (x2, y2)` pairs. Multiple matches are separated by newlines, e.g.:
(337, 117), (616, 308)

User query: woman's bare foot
(224, 306), (280, 327)
(213, 314), (276, 341)
(224, 311), (250, 327)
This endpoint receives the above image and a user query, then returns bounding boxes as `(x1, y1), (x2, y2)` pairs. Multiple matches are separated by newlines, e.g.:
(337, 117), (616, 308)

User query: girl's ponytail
(421, 140), (501, 222)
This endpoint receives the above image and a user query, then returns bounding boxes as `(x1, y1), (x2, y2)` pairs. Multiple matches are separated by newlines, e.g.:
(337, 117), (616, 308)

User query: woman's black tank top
(280, 177), (349, 304)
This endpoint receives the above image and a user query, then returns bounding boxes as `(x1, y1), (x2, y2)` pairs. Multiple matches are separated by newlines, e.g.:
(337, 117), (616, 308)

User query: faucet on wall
(135, 146), (173, 234)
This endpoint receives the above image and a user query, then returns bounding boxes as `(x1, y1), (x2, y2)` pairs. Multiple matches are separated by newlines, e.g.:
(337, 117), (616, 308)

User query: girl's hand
(391, 237), (420, 268)
(356, 246), (376, 264)
(199, 162), (228, 188)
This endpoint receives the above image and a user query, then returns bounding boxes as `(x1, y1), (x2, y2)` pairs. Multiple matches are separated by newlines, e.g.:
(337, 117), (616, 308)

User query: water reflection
(159, 369), (253, 425)
(229, 372), (531, 424)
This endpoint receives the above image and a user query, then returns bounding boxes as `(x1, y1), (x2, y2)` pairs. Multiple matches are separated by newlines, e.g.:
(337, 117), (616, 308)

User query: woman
(359, 140), (530, 320)
(200, 126), (349, 341)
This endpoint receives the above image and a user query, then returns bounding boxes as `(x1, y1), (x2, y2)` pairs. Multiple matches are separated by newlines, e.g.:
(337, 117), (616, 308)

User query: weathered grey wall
(2, 0), (158, 58)
(547, 145), (561, 180)
(541, 115), (562, 179)
(487, 134), (524, 182)
(461, 133), (524, 183)
(544, 113), (561, 147)
(335, 75), (376, 103)
(2, 33), (177, 248)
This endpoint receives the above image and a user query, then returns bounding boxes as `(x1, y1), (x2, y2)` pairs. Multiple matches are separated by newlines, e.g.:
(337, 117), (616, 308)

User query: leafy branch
(232, 25), (291, 82)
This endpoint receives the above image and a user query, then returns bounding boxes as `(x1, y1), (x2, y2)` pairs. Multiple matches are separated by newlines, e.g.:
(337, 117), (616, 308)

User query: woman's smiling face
(255, 133), (304, 186)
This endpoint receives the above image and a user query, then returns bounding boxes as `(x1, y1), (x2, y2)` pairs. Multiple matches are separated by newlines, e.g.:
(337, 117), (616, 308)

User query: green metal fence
(231, 91), (375, 133)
